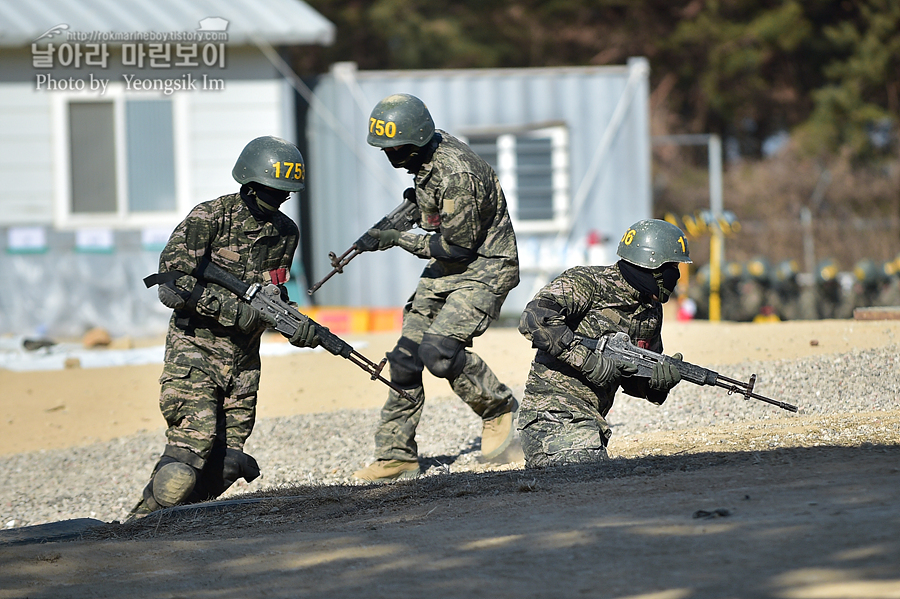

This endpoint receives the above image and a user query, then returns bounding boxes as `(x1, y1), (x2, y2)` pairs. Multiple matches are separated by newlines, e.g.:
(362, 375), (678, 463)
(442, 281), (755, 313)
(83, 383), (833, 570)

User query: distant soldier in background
(128, 136), (320, 518)
(686, 263), (710, 320)
(740, 257), (773, 322)
(516, 219), (690, 467)
(768, 259), (802, 321)
(876, 256), (900, 307)
(813, 258), (843, 319)
(719, 261), (746, 321)
(841, 258), (887, 315)
(352, 93), (520, 482)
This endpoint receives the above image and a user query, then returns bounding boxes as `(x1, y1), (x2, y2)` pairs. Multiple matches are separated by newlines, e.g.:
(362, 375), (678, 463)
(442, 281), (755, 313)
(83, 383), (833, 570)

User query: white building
(0, 0), (334, 337)
(0, 1), (652, 337)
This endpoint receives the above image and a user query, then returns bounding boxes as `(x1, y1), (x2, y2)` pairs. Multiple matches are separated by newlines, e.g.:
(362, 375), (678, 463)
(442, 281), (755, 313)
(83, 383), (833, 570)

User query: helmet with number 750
(232, 136), (305, 192)
(366, 93), (435, 149)
(617, 219), (692, 269)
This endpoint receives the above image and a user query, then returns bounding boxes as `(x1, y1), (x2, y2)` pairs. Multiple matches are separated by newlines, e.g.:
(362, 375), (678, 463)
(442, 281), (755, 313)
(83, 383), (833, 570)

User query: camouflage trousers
(374, 279), (516, 461)
(159, 362), (258, 467)
(516, 361), (612, 468)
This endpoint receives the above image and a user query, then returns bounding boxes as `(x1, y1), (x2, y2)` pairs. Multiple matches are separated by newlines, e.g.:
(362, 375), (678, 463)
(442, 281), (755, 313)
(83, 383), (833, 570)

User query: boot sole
(353, 464), (421, 482)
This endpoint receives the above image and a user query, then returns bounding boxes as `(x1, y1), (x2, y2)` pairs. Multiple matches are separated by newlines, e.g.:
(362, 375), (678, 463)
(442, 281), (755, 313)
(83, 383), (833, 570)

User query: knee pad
(152, 461), (197, 507)
(419, 333), (466, 380)
(386, 336), (424, 388)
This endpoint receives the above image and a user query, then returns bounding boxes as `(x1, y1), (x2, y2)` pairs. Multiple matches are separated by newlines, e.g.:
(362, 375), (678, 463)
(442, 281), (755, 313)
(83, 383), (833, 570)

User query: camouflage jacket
(519, 263), (663, 414)
(397, 130), (519, 300)
(159, 191), (299, 392)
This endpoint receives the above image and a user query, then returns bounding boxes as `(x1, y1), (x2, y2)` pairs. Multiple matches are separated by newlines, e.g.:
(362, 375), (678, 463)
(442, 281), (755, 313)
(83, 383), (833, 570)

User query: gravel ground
(2, 344), (898, 528)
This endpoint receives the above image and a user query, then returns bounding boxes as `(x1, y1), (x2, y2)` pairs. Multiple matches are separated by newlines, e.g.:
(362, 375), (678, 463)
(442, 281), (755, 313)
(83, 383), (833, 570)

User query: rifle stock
(196, 260), (413, 400)
(579, 331), (798, 412)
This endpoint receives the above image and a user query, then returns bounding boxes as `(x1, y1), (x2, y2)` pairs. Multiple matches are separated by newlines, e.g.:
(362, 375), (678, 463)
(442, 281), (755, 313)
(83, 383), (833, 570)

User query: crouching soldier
(517, 219), (690, 467)
(128, 136), (319, 518)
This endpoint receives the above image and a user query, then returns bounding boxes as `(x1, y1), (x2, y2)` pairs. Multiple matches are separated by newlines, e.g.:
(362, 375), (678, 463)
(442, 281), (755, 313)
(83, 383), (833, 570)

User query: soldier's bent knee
(386, 336), (424, 388)
(419, 333), (466, 380)
(152, 460), (198, 507)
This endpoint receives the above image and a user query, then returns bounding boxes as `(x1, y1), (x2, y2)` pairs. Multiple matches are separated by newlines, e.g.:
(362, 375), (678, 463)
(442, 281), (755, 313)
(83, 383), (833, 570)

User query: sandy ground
(3, 318), (898, 456)
(2, 317), (900, 598)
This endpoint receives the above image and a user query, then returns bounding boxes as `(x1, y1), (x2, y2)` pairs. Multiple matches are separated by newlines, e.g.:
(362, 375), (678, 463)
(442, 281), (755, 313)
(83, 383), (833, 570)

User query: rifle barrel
(346, 351), (413, 400)
(308, 247), (362, 295)
(714, 378), (798, 412)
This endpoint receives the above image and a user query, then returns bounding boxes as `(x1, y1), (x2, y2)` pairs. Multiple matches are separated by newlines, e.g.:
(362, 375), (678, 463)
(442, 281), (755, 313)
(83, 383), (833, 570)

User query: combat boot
(481, 398), (518, 461)
(352, 459), (421, 482)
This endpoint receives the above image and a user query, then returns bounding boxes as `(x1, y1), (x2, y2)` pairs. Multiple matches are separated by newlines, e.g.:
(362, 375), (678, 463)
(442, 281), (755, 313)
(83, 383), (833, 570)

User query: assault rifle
(194, 260), (413, 401)
(308, 196), (420, 294)
(578, 331), (798, 412)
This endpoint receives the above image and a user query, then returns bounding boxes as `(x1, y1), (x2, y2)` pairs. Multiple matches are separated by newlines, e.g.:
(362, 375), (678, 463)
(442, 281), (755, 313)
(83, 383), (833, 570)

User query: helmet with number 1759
(232, 136), (305, 192)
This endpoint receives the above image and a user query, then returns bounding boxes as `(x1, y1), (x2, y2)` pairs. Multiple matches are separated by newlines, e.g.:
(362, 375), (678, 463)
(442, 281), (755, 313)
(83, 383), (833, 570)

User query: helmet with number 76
(617, 219), (692, 269)
(232, 136), (305, 192)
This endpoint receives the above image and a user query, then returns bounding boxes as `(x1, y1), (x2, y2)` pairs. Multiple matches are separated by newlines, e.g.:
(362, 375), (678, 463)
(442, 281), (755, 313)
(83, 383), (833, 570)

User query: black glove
(650, 353), (683, 391)
(289, 318), (320, 348)
(157, 282), (187, 310)
(366, 228), (401, 250)
(236, 303), (274, 333)
(581, 351), (638, 386)
(403, 187), (417, 202)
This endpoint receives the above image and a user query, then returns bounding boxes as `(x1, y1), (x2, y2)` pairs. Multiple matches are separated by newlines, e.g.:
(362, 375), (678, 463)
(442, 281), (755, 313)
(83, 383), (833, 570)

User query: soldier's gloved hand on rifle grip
(403, 187), (416, 202)
(366, 228), (401, 251)
(649, 353), (682, 391)
(289, 318), (320, 348)
(236, 303), (274, 333)
(580, 351), (638, 386)
(158, 282), (188, 310)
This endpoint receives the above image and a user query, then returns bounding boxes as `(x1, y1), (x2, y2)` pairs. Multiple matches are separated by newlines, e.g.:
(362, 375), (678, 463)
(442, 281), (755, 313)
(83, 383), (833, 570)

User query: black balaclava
(241, 184), (289, 221)
(243, 183), (289, 216)
(385, 135), (439, 173)
(618, 260), (681, 303)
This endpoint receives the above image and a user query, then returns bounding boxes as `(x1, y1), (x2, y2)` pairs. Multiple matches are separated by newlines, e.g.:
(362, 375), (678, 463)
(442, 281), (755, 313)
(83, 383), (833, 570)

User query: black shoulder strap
(143, 270), (188, 288)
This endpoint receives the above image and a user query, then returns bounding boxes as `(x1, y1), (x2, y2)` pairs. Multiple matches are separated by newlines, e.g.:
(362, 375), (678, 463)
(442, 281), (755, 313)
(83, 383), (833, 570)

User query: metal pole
(708, 134), (724, 322)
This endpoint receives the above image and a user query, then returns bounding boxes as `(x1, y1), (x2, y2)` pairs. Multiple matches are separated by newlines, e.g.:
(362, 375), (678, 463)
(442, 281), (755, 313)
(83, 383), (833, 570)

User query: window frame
(461, 123), (570, 234)
(51, 82), (189, 229)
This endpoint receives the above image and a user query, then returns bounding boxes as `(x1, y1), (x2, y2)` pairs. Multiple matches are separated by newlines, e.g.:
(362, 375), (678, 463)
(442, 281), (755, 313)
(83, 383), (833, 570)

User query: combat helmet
(745, 257), (770, 282)
(232, 136), (305, 192)
(617, 219), (692, 269)
(772, 259), (800, 289)
(366, 93), (435, 148)
(853, 258), (884, 288)
(816, 258), (839, 284)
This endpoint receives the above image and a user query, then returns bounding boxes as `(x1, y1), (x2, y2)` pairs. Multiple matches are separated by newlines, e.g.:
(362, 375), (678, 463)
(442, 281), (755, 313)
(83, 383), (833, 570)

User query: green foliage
(303, 0), (898, 158)
(798, 0), (900, 157)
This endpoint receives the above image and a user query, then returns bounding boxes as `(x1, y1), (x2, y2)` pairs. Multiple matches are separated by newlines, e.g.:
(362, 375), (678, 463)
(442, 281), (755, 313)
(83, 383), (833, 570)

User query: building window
(56, 89), (181, 227)
(125, 100), (177, 213)
(466, 125), (569, 233)
(69, 102), (118, 214)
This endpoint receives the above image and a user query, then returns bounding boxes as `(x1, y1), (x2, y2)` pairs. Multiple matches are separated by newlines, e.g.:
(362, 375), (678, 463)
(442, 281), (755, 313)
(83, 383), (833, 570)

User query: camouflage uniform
(152, 190), (298, 496)
(375, 130), (520, 461)
(517, 263), (664, 468)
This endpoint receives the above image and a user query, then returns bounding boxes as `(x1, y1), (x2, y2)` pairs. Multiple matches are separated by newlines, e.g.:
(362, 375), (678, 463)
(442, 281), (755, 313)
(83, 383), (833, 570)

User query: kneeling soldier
(517, 219), (690, 467)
